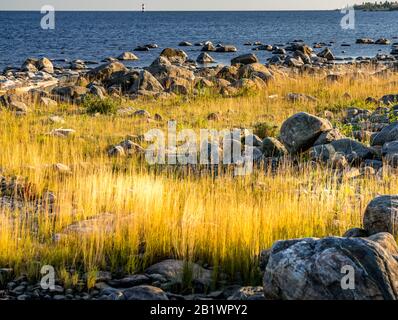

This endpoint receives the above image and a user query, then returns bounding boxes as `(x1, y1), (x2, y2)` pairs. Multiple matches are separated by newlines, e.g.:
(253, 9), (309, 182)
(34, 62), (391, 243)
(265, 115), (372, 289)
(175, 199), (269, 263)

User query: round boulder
(280, 112), (333, 154)
(363, 195), (398, 236)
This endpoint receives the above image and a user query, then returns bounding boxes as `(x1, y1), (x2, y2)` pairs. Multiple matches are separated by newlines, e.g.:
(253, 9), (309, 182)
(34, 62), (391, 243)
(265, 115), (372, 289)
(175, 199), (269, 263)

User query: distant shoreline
(1, 9), (398, 13)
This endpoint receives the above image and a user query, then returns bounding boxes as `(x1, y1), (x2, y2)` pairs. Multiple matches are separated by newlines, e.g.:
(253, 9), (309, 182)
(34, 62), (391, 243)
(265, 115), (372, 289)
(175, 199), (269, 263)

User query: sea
(0, 10), (397, 70)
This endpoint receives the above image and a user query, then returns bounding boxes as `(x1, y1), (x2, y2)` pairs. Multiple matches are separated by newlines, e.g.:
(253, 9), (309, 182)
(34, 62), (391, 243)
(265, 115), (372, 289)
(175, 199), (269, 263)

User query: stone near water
(117, 52), (139, 61)
(231, 54), (259, 65)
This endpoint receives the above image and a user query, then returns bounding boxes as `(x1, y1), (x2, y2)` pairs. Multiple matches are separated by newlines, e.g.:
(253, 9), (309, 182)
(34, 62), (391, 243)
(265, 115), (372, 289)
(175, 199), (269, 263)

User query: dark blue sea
(0, 11), (397, 70)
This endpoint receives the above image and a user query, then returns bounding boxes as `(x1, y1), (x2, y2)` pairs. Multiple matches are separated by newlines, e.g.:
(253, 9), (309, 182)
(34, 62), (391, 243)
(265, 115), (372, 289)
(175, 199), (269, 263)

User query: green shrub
(82, 95), (118, 115)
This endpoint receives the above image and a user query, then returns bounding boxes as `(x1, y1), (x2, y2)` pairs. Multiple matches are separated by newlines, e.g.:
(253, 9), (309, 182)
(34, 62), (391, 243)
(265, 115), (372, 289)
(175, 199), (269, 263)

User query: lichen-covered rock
(263, 234), (398, 300)
(280, 112), (333, 154)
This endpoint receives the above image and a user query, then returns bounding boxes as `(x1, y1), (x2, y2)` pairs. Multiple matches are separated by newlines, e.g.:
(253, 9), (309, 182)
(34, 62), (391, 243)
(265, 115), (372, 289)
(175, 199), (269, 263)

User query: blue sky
(1, 0), (363, 11)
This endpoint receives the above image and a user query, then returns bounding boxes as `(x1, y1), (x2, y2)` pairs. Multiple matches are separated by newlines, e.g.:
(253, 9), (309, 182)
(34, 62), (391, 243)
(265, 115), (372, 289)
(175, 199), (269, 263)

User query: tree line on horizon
(354, 1), (398, 10)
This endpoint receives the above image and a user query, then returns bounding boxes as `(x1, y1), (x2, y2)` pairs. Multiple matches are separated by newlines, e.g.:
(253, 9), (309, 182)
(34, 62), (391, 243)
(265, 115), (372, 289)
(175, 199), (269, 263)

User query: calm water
(0, 11), (397, 70)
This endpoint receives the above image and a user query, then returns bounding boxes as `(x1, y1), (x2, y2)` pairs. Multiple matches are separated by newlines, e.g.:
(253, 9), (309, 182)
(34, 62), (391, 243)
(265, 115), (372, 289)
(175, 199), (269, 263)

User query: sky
(0, 0), (364, 11)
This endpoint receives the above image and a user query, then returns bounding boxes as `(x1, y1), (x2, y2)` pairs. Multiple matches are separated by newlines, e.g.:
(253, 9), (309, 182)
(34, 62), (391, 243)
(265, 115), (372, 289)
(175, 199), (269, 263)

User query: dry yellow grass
(1, 66), (398, 287)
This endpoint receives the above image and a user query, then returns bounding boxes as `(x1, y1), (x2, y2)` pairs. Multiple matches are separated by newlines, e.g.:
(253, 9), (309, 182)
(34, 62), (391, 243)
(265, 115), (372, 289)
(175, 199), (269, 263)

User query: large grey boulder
(363, 195), (398, 236)
(371, 122), (398, 146)
(231, 54), (259, 65)
(263, 233), (398, 300)
(280, 112), (333, 154)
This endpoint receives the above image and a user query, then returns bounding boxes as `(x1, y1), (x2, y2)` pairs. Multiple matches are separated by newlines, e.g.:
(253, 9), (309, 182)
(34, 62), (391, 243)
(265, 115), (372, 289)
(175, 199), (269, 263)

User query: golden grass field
(1, 65), (398, 288)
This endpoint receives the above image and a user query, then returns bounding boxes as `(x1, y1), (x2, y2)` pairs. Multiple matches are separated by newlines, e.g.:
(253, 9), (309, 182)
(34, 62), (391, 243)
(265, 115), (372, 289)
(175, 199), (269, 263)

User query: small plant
(82, 95), (118, 115)
(253, 122), (278, 139)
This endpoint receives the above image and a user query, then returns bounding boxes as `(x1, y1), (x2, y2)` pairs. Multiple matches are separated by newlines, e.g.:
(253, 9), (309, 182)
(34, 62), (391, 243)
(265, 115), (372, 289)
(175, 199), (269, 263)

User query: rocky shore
(1, 38), (398, 108)
(2, 38), (398, 301)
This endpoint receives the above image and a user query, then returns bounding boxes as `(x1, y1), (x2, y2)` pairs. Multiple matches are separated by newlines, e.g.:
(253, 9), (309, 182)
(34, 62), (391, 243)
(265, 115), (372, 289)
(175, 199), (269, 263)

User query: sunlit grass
(0, 65), (397, 288)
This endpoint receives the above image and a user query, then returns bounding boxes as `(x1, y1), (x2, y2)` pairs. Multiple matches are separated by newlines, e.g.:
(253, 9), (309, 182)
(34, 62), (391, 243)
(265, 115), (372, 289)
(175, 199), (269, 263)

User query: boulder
(363, 195), (398, 236)
(129, 70), (164, 94)
(356, 38), (375, 44)
(317, 48), (335, 61)
(146, 64), (194, 87)
(167, 77), (192, 95)
(37, 57), (54, 73)
(201, 42), (216, 52)
(52, 85), (88, 102)
(216, 45), (237, 53)
(108, 275), (151, 288)
(310, 138), (376, 164)
(160, 48), (188, 64)
(375, 38), (391, 45)
(196, 52), (215, 64)
(134, 46), (150, 52)
(343, 228), (369, 238)
(122, 285), (169, 300)
(89, 84), (107, 100)
(313, 129), (344, 146)
(40, 97), (58, 108)
(145, 259), (212, 293)
(263, 234), (398, 300)
(117, 52), (139, 61)
(285, 56), (304, 67)
(21, 58), (38, 72)
(237, 63), (273, 82)
(286, 93), (317, 103)
(231, 54), (259, 66)
(179, 41), (193, 47)
(87, 62), (128, 82)
(8, 101), (29, 114)
(280, 112), (333, 154)
(262, 137), (287, 158)
(371, 122), (398, 146)
(216, 66), (239, 82)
